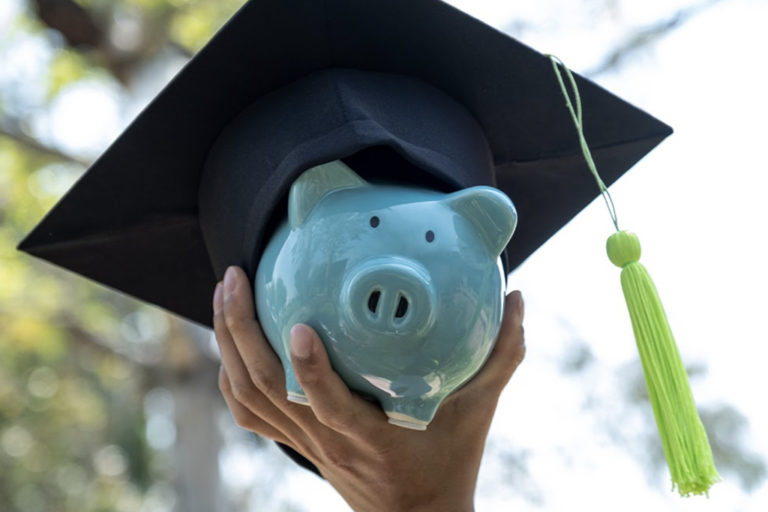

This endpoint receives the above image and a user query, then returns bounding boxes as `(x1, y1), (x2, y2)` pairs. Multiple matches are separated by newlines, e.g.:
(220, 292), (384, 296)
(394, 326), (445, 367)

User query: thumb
(289, 324), (386, 438)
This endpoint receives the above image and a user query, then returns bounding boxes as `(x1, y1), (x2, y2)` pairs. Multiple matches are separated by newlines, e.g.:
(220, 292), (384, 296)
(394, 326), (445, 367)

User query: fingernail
(213, 282), (223, 314)
(223, 267), (236, 297)
(290, 325), (313, 360)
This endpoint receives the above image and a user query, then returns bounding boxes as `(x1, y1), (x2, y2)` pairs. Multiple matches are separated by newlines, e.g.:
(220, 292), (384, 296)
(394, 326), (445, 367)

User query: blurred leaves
(169, 2), (229, 52)
(0, 0), (240, 510)
(48, 50), (93, 98)
(701, 405), (766, 492)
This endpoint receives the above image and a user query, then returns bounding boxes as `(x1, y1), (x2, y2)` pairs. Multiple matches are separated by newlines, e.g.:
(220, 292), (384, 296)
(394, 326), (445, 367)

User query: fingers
(214, 280), (269, 402)
(289, 324), (389, 440)
(218, 268), (322, 425)
(218, 366), (292, 445)
(213, 277), (311, 448)
(220, 267), (286, 404)
(459, 290), (526, 397)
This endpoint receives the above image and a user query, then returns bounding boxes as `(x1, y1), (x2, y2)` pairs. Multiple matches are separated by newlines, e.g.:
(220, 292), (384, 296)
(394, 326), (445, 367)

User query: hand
(213, 266), (525, 512)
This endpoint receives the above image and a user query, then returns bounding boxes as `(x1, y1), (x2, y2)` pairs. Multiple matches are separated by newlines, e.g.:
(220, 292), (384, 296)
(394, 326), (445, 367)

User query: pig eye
(425, 230), (435, 243)
(369, 216), (380, 228)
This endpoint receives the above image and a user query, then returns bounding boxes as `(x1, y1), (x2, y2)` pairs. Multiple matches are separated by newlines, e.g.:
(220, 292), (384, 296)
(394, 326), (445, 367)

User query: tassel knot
(607, 230), (641, 267)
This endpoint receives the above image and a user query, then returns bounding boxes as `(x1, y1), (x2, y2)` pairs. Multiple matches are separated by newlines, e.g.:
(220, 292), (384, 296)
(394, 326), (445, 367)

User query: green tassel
(547, 54), (720, 495)
(607, 231), (720, 496)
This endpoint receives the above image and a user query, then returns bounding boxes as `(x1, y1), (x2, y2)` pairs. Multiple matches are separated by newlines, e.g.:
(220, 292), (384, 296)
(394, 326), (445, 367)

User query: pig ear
(445, 187), (518, 257)
(288, 160), (367, 227)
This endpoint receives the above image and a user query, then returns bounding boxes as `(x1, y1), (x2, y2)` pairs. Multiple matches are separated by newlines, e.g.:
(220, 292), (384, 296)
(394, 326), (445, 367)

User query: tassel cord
(547, 54), (620, 232)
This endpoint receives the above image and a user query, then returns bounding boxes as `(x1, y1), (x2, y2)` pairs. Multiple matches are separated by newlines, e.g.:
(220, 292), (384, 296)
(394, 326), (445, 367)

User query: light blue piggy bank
(255, 160), (517, 429)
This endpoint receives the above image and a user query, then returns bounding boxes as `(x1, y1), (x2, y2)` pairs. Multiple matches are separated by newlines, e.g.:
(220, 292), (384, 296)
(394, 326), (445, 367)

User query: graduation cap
(18, 0), (672, 327)
(18, 0), (718, 496)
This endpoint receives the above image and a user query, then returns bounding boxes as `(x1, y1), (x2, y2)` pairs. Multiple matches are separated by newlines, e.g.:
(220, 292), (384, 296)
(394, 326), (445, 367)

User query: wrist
(389, 485), (475, 512)
(405, 498), (474, 512)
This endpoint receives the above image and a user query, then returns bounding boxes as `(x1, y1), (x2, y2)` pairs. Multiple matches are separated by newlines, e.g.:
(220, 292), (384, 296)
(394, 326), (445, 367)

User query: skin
(213, 266), (526, 512)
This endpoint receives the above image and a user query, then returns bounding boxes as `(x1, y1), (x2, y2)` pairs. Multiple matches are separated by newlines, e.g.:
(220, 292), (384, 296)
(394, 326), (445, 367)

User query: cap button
(606, 231), (641, 267)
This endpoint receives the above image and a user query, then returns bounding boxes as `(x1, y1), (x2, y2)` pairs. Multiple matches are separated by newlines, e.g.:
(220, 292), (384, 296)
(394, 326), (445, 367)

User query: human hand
(213, 266), (525, 512)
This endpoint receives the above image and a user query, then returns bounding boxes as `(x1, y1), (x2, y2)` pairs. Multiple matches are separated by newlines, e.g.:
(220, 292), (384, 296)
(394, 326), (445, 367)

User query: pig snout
(341, 257), (437, 336)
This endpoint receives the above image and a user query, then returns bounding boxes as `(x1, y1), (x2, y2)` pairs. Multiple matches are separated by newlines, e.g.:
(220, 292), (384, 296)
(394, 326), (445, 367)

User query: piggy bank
(255, 160), (517, 429)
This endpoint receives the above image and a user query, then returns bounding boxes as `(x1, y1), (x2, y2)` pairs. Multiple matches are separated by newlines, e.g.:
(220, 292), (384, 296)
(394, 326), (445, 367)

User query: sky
(3, 0), (767, 510)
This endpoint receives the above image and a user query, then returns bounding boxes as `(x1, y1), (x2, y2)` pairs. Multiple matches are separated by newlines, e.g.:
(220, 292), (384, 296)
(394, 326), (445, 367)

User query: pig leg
(379, 396), (443, 431)
(283, 362), (309, 405)
(272, 332), (309, 405)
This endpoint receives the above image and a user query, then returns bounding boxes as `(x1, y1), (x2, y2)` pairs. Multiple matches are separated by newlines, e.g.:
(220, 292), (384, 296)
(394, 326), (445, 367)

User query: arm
(213, 266), (526, 512)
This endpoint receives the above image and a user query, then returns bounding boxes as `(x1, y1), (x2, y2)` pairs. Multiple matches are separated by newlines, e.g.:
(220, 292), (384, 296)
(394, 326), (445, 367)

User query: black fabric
(199, 69), (494, 282)
(18, 0), (673, 477)
(278, 442), (322, 477)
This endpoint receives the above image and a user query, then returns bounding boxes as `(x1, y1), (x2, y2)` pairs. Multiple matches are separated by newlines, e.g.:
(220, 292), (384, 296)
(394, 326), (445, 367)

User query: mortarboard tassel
(548, 55), (720, 496)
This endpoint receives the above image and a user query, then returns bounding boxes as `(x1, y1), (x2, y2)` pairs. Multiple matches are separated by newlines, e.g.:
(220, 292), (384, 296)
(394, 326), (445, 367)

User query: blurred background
(1, 0), (766, 510)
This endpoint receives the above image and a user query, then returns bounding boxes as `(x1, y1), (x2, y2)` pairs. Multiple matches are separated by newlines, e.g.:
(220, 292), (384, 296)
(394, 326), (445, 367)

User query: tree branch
(585, 0), (725, 78)
(32, 0), (104, 49)
(0, 123), (92, 167)
(60, 316), (149, 366)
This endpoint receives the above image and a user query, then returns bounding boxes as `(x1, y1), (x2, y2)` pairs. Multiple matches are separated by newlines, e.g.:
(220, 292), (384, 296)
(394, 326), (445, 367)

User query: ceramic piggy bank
(255, 160), (517, 429)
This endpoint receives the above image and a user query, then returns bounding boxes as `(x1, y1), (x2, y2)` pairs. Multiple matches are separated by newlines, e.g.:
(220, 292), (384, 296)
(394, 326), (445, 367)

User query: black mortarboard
(19, 0), (671, 329)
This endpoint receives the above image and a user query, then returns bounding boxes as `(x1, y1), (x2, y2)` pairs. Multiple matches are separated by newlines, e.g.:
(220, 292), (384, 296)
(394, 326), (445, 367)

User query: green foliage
(48, 50), (94, 99)
(0, 0), (244, 509)
(169, 0), (247, 52)
(0, 135), (154, 512)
